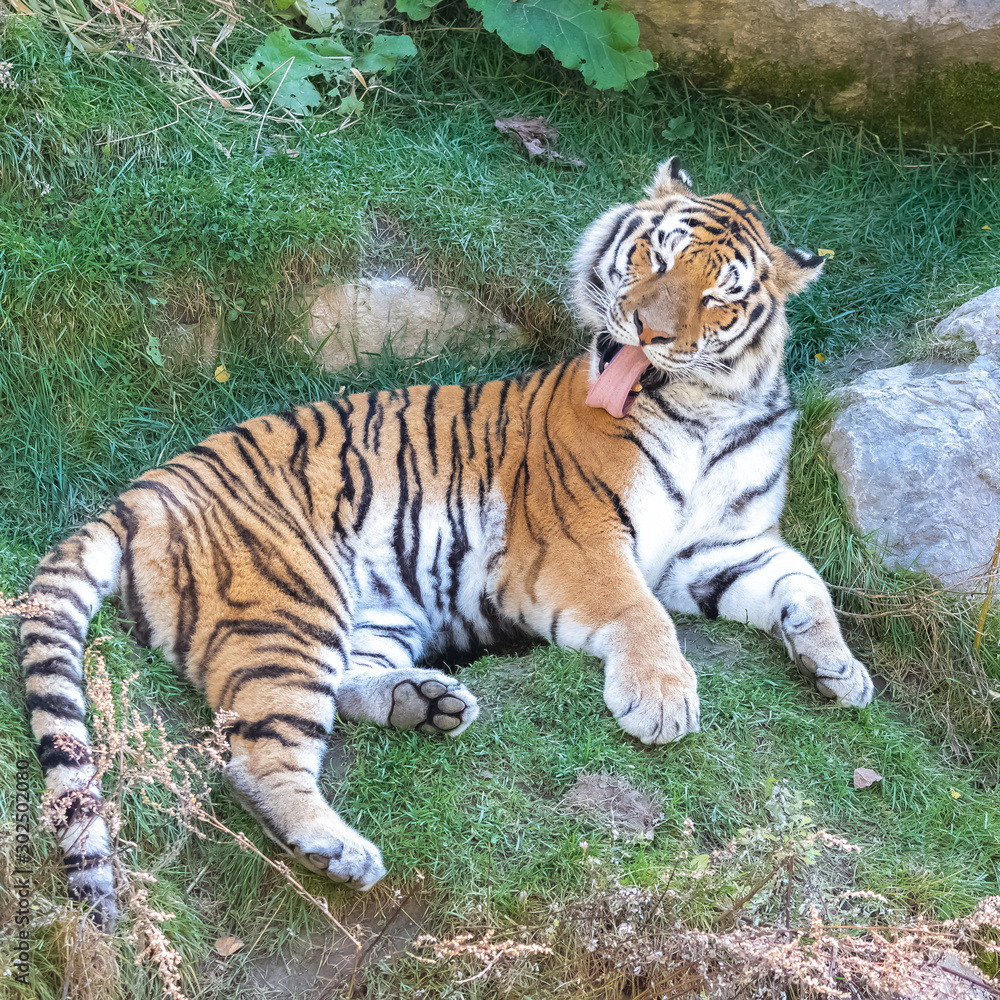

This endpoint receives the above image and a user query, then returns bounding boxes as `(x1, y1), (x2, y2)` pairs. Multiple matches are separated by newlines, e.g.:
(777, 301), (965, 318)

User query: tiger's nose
(635, 309), (676, 346)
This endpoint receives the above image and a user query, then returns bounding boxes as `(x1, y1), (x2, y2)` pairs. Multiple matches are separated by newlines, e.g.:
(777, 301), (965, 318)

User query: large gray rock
(824, 288), (1000, 591)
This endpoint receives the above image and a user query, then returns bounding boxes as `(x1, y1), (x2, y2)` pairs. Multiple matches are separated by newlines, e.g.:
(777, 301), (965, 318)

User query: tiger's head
(573, 157), (824, 416)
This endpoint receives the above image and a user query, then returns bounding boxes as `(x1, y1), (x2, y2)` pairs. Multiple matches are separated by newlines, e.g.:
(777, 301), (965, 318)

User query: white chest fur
(625, 391), (795, 586)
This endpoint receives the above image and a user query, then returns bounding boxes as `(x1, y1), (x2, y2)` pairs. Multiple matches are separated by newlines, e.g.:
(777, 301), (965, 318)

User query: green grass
(3, 2), (1000, 364)
(2, 528), (997, 997)
(2, 5), (999, 998)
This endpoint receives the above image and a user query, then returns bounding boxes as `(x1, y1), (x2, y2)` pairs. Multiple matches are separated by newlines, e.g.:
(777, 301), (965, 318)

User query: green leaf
(395, 0), (440, 20)
(338, 93), (364, 116)
(354, 34), (418, 75)
(146, 331), (164, 367)
(239, 27), (351, 114)
(293, 0), (343, 33)
(466, 0), (655, 91)
(662, 115), (695, 141)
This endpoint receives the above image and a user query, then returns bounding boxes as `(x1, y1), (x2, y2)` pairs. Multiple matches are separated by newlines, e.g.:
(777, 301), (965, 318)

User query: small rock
(299, 276), (521, 371)
(933, 286), (1000, 360)
(902, 952), (997, 999)
(157, 316), (221, 370)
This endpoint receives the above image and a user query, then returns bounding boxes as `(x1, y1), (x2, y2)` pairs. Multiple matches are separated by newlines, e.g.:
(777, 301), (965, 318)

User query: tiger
(20, 157), (873, 929)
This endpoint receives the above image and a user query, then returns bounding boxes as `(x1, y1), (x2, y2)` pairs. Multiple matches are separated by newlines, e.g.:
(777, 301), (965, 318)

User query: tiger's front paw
(774, 600), (874, 709)
(793, 649), (874, 708)
(604, 658), (700, 744)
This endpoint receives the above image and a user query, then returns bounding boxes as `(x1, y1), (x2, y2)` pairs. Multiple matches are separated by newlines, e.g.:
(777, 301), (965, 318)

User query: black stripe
(595, 479), (636, 540)
(232, 712), (328, 745)
(37, 733), (91, 770)
(24, 656), (80, 683)
(689, 550), (780, 619)
(363, 392), (378, 450)
(252, 644), (331, 669)
(26, 692), (85, 722)
(462, 384), (476, 458)
(164, 503), (200, 671)
(218, 663), (311, 707)
(33, 563), (102, 592)
(425, 384), (439, 475)
(445, 416), (472, 610)
(309, 403), (327, 448)
(587, 207), (633, 290)
(621, 430), (685, 506)
(742, 299), (777, 354)
(770, 571), (814, 596)
(20, 633), (81, 657)
(704, 408), (790, 474)
(729, 467), (782, 515)
(114, 498), (152, 646)
(280, 408), (314, 515)
(392, 389), (424, 604)
(273, 608), (348, 657)
(351, 651), (401, 670)
(232, 425), (275, 472)
(183, 446), (351, 607)
(29, 584), (89, 617)
(24, 611), (85, 645)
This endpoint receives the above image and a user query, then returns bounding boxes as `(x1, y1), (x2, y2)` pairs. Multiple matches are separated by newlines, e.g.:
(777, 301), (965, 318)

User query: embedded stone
(299, 277), (520, 371)
(823, 288), (1000, 591)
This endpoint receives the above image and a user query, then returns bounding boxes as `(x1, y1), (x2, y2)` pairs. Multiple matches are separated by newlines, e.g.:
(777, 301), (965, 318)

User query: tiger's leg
(511, 548), (699, 745)
(658, 534), (873, 707)
(207, 643), (387, 889)
(335, 612), (480, 735)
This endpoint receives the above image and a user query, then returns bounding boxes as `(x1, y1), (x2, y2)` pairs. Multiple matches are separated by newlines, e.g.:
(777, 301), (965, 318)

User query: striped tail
(20, 520), (123, 929)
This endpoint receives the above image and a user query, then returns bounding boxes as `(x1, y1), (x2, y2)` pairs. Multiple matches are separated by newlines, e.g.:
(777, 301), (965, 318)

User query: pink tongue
(586, 345), (651, 418)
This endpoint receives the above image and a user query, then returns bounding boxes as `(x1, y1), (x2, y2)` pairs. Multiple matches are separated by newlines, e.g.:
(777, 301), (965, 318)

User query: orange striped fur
(22, 159), (872, 927)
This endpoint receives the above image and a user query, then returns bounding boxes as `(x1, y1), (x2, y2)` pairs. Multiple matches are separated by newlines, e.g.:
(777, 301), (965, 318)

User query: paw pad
(388, 674), (479, 735)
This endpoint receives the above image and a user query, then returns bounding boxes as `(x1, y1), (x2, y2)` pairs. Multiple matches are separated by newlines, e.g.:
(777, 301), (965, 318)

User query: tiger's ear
(644, 156), (694, 198)
(772, 247), (825, 296)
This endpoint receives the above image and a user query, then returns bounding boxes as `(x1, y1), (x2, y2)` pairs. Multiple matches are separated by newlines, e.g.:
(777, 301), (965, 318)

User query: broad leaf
(338, 93), (364, 116)
(467, 0), (655, 90)
(354, 34), (418, 74)
(395, 0), (440, 20)
(239, 27), (351, 114)
(145, 331), (164, 367)
(293, 0), (343, 32)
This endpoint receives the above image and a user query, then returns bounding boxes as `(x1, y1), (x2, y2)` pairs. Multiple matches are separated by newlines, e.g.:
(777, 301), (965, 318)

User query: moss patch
(677, 50), (1000, 148)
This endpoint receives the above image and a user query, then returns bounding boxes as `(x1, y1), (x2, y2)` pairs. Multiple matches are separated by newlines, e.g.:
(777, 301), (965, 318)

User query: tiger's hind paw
(389, 670), (479, 736)
(290, 826), (386, 891)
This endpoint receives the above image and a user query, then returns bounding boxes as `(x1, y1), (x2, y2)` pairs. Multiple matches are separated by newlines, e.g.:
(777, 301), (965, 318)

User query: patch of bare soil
(674, 623), (742, 669)
(904, 953), (998, 1000)
(817, 340), (898, 384)
(240, 895), (428, 997)
(560, 772), (663, 842)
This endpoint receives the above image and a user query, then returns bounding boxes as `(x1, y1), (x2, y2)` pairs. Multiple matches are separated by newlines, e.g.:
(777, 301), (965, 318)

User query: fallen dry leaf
(214, 936), (244, 956)
(853, 767), (883, 789)
(214, 364), (230, 383)
(494, 116), (584, 167)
